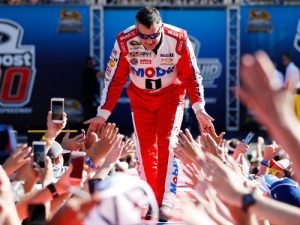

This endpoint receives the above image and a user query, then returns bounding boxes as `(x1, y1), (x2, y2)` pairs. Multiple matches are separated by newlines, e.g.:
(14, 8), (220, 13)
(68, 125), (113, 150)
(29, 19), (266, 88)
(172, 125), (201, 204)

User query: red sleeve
(177, 37), (205, 111)
(97, 40), (130, 119)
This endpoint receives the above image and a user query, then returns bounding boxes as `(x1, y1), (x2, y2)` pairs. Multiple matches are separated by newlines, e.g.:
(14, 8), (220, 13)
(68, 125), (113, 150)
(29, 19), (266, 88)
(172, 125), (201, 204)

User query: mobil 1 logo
(0, 19), (36, 109)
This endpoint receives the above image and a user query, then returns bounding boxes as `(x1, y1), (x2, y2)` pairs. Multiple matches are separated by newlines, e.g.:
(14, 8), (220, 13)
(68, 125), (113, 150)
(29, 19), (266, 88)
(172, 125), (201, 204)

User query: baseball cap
(48, 141), (70, 160)
(269, 159), (290, 170)
(84, 172), (158, 225)
(262, 174), (300, 207)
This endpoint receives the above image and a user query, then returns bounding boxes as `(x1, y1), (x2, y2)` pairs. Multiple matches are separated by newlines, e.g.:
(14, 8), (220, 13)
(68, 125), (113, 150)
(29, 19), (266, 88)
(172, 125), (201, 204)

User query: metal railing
(1, 0), (300, 6)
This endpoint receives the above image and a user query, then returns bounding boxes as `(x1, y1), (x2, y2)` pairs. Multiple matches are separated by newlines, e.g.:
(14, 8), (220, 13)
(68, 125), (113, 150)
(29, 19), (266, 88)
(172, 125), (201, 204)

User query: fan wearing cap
(48, 141), (69, 180)
(258, 144), (288, 177)
(267, 159), (290, 178)
(48, 141), (64, 165)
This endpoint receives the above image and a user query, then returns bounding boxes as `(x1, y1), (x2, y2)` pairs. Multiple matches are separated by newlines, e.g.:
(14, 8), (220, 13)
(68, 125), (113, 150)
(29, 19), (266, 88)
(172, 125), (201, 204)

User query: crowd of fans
(0, 50), (300, 224)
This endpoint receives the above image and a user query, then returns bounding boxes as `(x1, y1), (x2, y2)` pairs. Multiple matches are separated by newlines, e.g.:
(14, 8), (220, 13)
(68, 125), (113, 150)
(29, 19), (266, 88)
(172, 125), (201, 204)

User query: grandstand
(1, 0), (300, 5)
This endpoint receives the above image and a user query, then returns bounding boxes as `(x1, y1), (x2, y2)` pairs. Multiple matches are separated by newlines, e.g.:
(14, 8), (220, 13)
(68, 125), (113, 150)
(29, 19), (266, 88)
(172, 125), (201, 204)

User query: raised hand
(256, 136), (265, 160)
(232, 142), (249, 161)
(201, 133), (225, 161)
(61, 129), (86, 151)
(104, 134), (124, 165)
(89, 123), (119, 165)
(174, 144), (195, 165)
(3, 144), (32, 176)
(183, 163), (202, 190)
(177, 129), (204, 163)
(55, 164), (84, 195)
(237, 51), (296, 134)
(263, 143), (281, 161)
(188, 189), (233, 225)
(197, 153), (250, 208)
(84, 116), (106, 136)
(202, 124), (225, 145)
(119, 138), (135, 159)
(171, 195), (218, 225)
(38, 156), (53, 187)
(83, 131), (98, 153)
(237, 51), (300, 182)
(46, 111), (67, 140)
(84, 116), (106, 149)
(15, 156), (39, 193)
(0, 166), (19, 225)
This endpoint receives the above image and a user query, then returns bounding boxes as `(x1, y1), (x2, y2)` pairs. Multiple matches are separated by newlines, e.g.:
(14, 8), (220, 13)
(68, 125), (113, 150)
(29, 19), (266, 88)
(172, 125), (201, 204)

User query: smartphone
(88, 178), (102, 194)
(242, 132), (255, 145)
(27, 204), (46, 225)
(32, 141), (45, 168)
(51, 98), (64, 123)
(70, 151), (86, 179)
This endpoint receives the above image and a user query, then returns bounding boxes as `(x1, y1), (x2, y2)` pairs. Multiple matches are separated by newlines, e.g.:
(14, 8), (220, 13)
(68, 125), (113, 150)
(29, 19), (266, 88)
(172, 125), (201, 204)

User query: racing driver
(85, 6), (214, 222)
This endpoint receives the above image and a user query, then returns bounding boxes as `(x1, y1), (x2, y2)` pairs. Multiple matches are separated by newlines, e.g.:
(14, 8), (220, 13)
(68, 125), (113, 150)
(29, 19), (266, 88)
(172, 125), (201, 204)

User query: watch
(242, 193), (256, 212)
(47, 183), (59, 198)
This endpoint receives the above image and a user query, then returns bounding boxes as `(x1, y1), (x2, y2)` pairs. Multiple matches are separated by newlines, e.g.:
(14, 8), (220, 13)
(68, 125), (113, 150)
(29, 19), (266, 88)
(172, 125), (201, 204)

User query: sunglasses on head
(137, 27), (161, 40)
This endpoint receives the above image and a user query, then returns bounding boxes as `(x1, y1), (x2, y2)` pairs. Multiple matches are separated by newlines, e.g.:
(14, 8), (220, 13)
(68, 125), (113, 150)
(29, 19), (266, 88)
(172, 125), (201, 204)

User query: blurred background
(0, 0), (299, 138)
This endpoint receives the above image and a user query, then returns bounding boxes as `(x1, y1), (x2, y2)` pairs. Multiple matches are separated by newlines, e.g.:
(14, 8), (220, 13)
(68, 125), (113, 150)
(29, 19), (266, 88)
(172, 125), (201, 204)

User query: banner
(0, 6), (90, 129)
(241, 6), (300, 74)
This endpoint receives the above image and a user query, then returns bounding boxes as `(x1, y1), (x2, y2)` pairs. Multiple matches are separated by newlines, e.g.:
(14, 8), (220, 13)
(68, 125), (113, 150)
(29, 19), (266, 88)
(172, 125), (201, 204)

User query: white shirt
(274, 69), (284, 89)
(285, 62), (300, 88)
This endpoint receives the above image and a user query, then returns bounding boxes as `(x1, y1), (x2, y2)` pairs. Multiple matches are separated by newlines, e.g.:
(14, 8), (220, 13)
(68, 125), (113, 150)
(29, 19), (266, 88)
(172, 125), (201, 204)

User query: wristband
(42, 135), (53, 145)
(47, 183), (59, 198)
(242, 193), (256, 212)
(260, 159), (270, 167)
(85, 157), (97, 170)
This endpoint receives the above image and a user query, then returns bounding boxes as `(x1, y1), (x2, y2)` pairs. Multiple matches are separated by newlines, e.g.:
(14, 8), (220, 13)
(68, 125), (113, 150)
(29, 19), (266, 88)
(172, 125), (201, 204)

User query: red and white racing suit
(97, 23), (205, 207)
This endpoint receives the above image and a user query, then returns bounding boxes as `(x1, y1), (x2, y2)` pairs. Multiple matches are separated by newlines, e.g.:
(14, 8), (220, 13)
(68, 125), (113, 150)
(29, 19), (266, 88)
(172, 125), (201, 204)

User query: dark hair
(284, 169), (292, 178)
(136, 6), (162, 28)
(228, 138), (239, 148)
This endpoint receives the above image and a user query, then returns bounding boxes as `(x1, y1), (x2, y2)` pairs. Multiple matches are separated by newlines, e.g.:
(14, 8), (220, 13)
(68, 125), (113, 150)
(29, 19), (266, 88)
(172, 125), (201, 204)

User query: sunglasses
(137, 27), (161, 40)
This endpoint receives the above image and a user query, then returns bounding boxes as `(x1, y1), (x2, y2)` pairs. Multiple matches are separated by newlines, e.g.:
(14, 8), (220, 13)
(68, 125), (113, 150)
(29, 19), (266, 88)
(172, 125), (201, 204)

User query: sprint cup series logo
(246, 9), (272, 33)
(57, 10), (84, 33)
(0, 19), (35, 113)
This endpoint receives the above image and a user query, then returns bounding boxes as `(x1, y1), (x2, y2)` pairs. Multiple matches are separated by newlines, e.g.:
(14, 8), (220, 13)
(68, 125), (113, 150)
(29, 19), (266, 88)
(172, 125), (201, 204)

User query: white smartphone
(32, 141), (46, 168)
(51, 98), (64, 123)
(243, 132), (255, 145)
